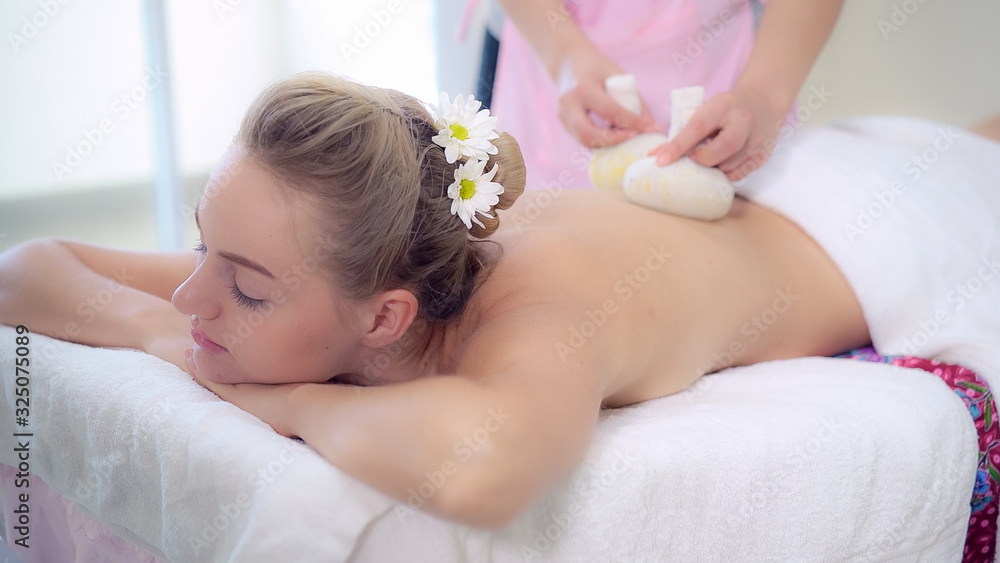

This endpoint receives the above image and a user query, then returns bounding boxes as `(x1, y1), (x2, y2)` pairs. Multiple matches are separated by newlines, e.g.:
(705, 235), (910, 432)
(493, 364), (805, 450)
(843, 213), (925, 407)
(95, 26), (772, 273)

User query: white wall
(0, 0), (437, 203)
(2, 0), (995, 205)
(801, 0), (1000, 127)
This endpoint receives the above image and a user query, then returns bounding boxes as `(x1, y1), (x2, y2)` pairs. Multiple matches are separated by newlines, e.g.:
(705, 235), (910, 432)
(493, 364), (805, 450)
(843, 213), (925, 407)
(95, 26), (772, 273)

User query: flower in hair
(447, 158), (503, 230)
(430, 93), (499, 164)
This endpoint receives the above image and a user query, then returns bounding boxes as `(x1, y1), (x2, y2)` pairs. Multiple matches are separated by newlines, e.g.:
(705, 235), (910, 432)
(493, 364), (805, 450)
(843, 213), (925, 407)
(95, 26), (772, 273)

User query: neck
(347, 313), (471, 386)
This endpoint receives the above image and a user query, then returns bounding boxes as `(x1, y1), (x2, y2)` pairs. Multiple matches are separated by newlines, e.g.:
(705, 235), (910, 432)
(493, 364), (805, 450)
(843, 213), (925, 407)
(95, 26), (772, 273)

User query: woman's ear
(359, 289), (419, 349)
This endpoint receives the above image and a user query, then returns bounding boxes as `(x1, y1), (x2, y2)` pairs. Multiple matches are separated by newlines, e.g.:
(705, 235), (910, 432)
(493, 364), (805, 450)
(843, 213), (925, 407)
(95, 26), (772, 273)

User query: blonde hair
(236, 72), (526, 322)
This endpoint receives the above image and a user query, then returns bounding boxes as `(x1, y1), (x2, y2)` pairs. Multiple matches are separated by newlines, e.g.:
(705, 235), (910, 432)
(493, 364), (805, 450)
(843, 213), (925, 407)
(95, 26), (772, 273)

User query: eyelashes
(195, 240), (266, 311)
(229, 281), (266, 311)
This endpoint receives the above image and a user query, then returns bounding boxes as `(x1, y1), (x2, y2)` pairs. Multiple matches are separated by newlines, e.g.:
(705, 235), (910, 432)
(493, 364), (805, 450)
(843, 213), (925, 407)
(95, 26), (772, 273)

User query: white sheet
(0, 328), (980, 561)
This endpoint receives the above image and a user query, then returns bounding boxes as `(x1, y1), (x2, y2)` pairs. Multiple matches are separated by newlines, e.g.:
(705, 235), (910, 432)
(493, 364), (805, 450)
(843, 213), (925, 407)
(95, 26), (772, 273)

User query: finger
(637, 104), (663, 133)
(722, 155), (763, 181)
(568, 109), (637, 148)
(581, 122), (637, 148)
(580, 85), (652, 133)
(654, 99), (730, 165)
(691, 124), (749, 168)
(559, 92), (633, 147)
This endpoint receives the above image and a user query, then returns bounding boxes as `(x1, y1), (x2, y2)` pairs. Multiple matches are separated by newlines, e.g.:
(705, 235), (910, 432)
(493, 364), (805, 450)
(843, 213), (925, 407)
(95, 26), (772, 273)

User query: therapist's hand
(649, 87), (783, 181)
(557, 48), (660, 148)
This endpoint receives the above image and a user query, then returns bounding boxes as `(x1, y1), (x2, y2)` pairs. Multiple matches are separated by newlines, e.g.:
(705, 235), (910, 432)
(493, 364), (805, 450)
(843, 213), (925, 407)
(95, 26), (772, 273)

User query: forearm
(497, 0), (595, 80)
(0, 239), (177, 350)
(735, 0), (844, 115)
(286, 376), (531, 527)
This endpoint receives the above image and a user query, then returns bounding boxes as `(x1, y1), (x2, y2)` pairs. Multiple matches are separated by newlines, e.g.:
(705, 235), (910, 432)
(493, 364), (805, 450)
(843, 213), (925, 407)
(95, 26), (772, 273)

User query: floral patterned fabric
(839, 347), (998, 563)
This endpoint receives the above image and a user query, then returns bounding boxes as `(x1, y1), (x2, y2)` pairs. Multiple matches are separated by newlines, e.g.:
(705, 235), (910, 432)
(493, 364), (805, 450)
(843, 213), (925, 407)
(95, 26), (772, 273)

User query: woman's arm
(497, 0), (658, 147)
(193, 305), (607, 528)
(653, 0), (845, 178)
(0, 238), (195, 368)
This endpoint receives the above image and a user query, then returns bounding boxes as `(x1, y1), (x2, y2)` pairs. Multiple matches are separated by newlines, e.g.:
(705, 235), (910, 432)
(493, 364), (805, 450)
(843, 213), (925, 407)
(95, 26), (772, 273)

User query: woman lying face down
(172, 76), (527, 388)
(0, 73), (874, 527)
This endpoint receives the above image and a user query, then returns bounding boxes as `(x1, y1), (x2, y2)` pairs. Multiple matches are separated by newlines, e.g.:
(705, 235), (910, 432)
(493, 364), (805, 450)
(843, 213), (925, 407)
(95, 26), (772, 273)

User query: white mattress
(0, 326), (979, 562)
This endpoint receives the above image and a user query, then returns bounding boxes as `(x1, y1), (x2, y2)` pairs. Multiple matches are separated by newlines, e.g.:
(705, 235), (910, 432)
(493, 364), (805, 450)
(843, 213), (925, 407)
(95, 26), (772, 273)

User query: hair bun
(469, 132), (526, 238)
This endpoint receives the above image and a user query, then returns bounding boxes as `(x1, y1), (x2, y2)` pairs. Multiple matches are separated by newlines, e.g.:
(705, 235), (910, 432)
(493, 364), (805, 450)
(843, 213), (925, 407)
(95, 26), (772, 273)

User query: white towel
(0, 328), (979, 562)
(738, 116), (1000, 388)
(348, 359), (977, 562)
(0, 330), (393, 561)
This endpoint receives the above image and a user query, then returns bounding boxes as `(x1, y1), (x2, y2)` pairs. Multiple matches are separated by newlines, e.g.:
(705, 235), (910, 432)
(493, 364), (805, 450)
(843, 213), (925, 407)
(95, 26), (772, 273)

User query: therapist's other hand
(650, 88), (783, 181)
(557, 49), (659, 148)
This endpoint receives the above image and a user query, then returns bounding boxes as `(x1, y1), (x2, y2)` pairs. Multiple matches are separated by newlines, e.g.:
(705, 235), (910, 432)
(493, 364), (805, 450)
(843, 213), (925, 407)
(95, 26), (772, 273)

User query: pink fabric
(492, 0), (758, 190)
(0, 466), (160, 563)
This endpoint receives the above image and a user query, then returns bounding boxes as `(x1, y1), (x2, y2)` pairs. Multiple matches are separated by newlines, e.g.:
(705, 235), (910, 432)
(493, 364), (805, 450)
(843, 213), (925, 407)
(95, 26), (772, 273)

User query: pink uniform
(491, 0), (760, 190)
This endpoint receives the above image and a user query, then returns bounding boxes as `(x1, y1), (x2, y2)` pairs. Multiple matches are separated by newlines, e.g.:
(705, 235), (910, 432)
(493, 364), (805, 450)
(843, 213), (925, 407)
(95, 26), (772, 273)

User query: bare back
(458, 190), (870, 407)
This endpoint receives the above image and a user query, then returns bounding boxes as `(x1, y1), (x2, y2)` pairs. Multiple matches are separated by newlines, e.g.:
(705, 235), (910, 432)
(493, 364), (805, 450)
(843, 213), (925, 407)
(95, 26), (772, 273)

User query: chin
(191, 348), (252, 385)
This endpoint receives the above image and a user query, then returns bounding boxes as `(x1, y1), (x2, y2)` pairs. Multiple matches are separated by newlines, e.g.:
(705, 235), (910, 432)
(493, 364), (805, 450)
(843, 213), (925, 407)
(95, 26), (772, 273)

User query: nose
(171, 261), (222, 320)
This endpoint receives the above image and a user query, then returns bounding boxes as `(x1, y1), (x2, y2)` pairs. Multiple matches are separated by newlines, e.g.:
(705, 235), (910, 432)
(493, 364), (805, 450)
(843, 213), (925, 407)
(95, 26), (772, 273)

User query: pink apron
(491, 0), (759, 190)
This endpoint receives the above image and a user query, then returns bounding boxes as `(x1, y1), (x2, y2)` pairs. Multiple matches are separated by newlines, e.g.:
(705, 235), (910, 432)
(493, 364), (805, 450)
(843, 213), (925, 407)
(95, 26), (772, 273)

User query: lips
(191, 326), (228, 354)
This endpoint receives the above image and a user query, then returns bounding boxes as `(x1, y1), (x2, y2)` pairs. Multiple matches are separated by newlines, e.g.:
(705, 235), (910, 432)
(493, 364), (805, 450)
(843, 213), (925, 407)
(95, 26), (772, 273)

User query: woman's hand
(649, 87), (785, 181)
(140, 309), (194, 372)
(557, 48), (660, 148)
(185, 349), (302, 438)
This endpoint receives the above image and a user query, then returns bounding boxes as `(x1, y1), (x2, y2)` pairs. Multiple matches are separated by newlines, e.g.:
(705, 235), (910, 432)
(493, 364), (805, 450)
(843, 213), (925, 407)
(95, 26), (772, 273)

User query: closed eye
(229, 281), (265, 311)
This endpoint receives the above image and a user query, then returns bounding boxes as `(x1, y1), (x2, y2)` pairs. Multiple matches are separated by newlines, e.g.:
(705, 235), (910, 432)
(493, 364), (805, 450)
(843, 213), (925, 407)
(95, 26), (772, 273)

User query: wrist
(134, 303), (188, 353)
(545, 29), (596, 83)
(733, 80), (794, 126)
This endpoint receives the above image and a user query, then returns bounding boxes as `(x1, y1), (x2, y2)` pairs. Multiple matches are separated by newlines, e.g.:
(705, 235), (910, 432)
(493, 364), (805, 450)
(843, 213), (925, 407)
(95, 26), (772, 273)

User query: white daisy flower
(447, 159), (503, 230)
(431, 93), (500, 164)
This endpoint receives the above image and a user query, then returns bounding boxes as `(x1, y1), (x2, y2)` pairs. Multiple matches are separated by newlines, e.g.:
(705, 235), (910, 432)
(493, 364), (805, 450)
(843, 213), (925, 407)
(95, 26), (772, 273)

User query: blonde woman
(2, 72), (997, 530)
